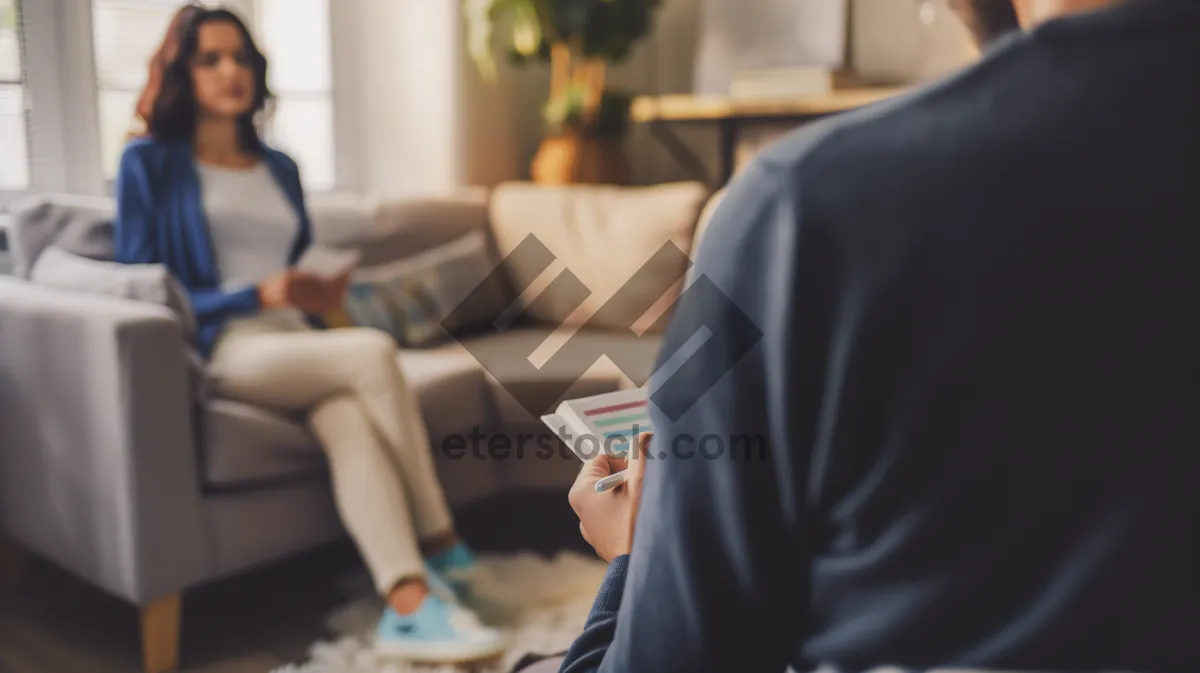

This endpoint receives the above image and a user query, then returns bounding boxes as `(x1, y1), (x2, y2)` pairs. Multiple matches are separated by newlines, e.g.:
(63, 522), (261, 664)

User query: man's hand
(569, 433), (650, 561)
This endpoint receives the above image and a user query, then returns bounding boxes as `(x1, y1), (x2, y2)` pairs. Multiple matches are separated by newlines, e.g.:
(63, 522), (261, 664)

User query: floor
(0, 491), (589, 673)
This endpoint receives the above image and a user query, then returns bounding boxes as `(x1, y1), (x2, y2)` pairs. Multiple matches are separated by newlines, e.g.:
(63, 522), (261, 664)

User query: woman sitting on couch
(113, 4), (503, 663)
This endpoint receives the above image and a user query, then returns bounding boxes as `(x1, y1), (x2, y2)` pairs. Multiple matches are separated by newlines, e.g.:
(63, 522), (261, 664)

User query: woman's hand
(569, 433), (651, 561)
(258, 270), (345, 314)
(322, 272), (351, 312)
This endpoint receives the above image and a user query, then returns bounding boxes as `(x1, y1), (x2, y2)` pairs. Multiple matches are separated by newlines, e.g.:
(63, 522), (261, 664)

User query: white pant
(209, 320), (454, 595)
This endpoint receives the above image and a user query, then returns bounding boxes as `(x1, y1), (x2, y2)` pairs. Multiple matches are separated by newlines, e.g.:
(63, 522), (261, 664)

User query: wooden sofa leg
(0, 537), (28, 588)
(141, 593), (182, 673)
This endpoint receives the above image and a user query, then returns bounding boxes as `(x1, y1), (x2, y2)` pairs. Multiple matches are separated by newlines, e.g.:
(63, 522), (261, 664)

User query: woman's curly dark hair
(133, 4), (272, 152)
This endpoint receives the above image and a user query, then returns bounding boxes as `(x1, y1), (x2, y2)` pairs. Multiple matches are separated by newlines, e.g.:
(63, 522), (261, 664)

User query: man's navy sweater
(559, 1), (1199, 671)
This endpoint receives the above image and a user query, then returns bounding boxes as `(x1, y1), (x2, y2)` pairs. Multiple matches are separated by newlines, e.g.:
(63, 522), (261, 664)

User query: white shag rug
(272, 552), (609, 673)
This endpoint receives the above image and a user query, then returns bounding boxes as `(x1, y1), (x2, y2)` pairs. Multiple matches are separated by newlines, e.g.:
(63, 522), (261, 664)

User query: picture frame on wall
(693, 0), (979, 96)
(694, 0), (850, 98)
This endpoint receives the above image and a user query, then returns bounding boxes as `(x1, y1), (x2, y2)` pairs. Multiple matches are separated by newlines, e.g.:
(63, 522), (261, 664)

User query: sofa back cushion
(355, 189), (494, 267)
(487, 181), (709, 333)
(7, 195), (116, 278)
(6, 191), (479, 273)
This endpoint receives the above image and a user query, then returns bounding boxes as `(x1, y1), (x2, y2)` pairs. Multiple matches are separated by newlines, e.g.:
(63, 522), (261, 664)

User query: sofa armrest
(0, 277), (210, 604)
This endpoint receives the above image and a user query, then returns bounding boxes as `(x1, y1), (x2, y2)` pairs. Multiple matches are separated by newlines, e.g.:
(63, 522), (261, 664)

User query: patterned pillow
(342, 229), (509, 347)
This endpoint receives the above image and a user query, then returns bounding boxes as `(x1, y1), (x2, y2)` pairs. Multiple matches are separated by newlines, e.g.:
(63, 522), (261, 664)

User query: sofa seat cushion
(202, 399), (325, 490)
(201, 345), (490, 490)
(396, 342), (491, 440)
(457, 326), (663, 427)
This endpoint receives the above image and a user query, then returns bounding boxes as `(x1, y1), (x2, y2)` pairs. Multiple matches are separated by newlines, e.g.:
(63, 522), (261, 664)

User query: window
(92, 0), (182, 180)
(257, 0), (334, 191)
(0, 0), (29, 190)
(92, 0), (335, 190)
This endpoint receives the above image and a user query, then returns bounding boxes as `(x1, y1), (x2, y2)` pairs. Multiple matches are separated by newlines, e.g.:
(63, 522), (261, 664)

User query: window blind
(0, 0), (29, 190)
(93, 0), (181, 178)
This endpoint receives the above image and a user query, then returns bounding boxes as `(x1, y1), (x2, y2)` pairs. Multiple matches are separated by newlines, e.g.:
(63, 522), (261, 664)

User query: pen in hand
(594, 432), (652, 493)
(594, 470), (627, 493)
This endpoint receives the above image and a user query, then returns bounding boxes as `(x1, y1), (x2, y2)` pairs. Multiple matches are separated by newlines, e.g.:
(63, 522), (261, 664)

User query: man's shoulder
(751, 31), (1035, 187)
(692, 30), (1052, 277)
(748, 0), (1193, 188)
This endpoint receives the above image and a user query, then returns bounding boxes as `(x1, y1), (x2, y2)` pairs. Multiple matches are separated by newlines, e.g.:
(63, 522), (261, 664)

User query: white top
(197, 161), (309, 333)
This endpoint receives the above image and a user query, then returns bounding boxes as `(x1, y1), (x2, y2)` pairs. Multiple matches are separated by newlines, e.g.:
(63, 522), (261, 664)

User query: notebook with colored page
(541, 388), (653, 461)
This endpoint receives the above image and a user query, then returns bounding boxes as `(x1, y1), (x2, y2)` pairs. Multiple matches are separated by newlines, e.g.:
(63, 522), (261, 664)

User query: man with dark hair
(534, 0), (1200, 671)
(950, 0), (1021, 46)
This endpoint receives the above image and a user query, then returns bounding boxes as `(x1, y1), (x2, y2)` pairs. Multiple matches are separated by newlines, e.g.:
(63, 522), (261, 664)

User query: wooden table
(630, 87), (908, 188)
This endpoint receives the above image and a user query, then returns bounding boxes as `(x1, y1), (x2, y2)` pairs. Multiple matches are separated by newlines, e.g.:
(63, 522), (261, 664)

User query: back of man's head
(1011, 0), (1126, 25)
(952, 0), (1132, 49)
(951, 0), (1021, 47)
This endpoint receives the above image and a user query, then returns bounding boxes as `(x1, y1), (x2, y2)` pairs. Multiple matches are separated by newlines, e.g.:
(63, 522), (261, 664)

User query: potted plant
(465, 0), (664, 185)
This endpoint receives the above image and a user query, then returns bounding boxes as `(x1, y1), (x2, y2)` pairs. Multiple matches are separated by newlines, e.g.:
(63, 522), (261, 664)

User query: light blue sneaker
(426, 542), (478, 598)
(374, 594), (505, 663)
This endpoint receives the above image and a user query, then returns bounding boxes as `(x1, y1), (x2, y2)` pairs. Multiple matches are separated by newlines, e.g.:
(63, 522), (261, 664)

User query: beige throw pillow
(488, 181), (709, 333)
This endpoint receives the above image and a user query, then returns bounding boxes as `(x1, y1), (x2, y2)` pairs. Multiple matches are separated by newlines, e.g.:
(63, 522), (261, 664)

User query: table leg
(717, 118), (739, 187)
(647, 121), (715, 188)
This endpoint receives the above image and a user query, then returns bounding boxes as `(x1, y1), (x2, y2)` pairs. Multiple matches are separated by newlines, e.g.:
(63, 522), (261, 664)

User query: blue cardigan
(113, 137), (316, 358)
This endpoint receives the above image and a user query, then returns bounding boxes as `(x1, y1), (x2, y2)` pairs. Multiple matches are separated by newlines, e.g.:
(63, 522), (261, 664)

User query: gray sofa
(0, 181), (718, 672)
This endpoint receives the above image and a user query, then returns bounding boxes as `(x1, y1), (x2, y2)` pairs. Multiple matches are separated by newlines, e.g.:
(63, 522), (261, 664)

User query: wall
(369, 0), (708, 191)
(461, 0), (708, 187)
(340, 0), (546, 196)
(341, 0), (982, 197)
(461, 0), (982, 188)
(851, 0), (980, 83)
(336, 0), (463, 199)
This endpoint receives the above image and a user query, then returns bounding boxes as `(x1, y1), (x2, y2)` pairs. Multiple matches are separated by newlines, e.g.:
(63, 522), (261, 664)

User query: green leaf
(464, 0), (502, 81)
(1, 0), (17, 31)
(464, 0), (536, 80)
(467, 0), (663, 78)
(509, 1), (543, 57)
